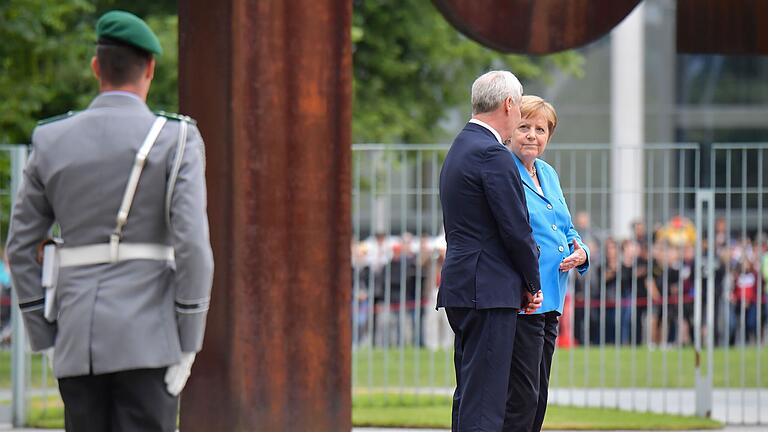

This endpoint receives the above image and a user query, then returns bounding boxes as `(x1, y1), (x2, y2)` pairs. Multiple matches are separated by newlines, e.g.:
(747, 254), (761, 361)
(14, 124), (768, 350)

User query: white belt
(58, 243), (174, 268)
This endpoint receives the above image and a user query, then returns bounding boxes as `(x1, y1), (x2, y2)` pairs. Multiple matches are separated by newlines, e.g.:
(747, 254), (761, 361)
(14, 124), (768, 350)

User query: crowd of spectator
(351, 232), (451, 349)
(0, 250), (14, 345)
(570, 213), (768, 348)
(351, 213), (768, 350)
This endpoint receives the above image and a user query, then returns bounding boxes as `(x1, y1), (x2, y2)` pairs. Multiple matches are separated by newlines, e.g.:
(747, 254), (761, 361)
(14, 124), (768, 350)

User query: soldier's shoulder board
(37, 111), (78, 126)
(155, 110), (197, 125)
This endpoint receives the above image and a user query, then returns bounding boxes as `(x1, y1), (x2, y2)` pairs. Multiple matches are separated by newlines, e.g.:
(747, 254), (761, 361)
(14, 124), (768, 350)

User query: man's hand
(559, 240), (587, 272)
(522, 290), (543, 314)
(164, 352), (196, 396)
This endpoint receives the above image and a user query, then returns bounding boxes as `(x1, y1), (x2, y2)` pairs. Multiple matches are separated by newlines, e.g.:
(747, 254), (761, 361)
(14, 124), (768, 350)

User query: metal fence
(0, 145), (59, 427)
(351, 142), (768, 425)
(0, 146), (18, 425)
(4, 142), (767, 426)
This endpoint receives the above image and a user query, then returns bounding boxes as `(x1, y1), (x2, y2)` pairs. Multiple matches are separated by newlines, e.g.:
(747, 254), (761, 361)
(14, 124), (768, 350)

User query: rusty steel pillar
(677, 0), (768, 54)
(177, 1), (352, 430)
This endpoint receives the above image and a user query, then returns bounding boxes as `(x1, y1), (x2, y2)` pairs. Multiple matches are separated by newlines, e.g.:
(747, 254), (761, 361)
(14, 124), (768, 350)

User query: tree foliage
(352, 0), (583, 143)
(0, 0), (95, 143)
(144, 14), (178, 112)
(1, 0), (582, 145)
(0, 1), (177, 144)
(92, 0), (175, 17)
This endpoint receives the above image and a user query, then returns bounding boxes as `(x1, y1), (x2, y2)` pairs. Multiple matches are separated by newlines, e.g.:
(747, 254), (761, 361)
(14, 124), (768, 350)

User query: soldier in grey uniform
(6, 10), (214, 431)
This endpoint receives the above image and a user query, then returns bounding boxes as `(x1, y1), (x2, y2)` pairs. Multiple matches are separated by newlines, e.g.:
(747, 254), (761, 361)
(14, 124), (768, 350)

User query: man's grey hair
(471, 71), (523, 115)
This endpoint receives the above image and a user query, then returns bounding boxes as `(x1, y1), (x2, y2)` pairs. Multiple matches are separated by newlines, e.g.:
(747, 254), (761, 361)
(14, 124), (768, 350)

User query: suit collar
(88, 92), (152, 113)
(467, 118), (502, 144)
(513, 154), (550, 201)
(464, 121), (497, 140)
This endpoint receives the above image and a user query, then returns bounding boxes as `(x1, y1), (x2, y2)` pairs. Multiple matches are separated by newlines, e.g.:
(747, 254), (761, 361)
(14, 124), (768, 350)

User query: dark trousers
(446, 307), (518, 432)
(58, 367), (178, 432)
(503, 312), (559, 432)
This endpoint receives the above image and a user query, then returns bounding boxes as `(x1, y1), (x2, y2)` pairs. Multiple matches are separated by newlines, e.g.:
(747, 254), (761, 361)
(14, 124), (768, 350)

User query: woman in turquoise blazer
(503, 96), (590, 432)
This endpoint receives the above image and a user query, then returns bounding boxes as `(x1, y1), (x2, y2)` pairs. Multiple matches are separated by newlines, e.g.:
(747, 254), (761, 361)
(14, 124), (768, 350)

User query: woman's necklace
(528, 165), (537, 178)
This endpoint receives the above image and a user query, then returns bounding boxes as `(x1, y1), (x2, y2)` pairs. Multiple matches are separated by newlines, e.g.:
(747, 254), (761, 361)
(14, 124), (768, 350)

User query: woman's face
(510, 113), (550, 163)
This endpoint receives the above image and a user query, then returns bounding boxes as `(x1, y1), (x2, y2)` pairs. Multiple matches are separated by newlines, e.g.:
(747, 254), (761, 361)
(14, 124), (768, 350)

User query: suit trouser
(446, 307), (518, 432)
(503, 312), (559, 432)
(58, 367), (178, 432)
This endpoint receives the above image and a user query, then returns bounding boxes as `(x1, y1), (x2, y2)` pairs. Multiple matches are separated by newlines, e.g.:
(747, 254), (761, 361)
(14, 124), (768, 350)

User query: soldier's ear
(145, 58), (156, 81)
(91, 56), (101, 80)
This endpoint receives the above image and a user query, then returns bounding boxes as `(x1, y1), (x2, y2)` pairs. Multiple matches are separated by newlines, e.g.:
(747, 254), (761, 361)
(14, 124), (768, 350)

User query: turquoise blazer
(512, 154), (590, 314)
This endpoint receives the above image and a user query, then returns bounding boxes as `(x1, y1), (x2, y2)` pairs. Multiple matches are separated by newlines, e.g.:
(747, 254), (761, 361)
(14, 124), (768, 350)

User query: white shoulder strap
(165, 119), (188, 229)
(110, 116), (167, 261)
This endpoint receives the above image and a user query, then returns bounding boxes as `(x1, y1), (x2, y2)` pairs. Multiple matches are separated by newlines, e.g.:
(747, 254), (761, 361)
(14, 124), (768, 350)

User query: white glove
(164, 352), (196, 396)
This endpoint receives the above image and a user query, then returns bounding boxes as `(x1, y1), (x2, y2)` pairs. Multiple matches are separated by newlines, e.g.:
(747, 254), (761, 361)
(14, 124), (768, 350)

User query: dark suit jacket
(437, 122), (540, 309)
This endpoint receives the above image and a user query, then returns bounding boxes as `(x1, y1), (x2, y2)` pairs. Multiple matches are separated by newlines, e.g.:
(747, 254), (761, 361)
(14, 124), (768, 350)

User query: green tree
(0, 2), (179, 144)
(145, 14), (179, 113)
(352, 0), (583, 143)
(1, 0), (582, 146)
(93, 0), (175, 17)
(0, 0), (95, 143)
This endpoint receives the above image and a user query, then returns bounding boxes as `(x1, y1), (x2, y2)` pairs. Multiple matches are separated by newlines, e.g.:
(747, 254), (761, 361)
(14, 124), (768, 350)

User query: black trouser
(503, 312), (559, 432)
(58, 367), (178, 432)
(446, 307), (518, 431)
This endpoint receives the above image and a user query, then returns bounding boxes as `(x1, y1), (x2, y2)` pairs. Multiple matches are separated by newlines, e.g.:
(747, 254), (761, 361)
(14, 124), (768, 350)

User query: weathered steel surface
(431, 0), (641, 54)
(178, 0), (352, 430)
(433, 0), (768, 55)
(677, 0), (768, 54)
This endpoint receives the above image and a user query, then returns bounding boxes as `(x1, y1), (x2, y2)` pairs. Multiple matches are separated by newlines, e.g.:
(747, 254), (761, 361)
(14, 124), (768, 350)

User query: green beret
(96, 10), (162, 56)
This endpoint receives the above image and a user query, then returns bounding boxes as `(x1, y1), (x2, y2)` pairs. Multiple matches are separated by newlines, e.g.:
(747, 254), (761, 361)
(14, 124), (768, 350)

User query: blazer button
(551, 224), (557, 231)
(546, 204), (553, 210)
(558, 245), (565, 252)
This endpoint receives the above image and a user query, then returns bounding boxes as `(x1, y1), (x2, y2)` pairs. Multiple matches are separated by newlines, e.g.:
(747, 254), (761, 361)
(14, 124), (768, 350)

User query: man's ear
(91, 56), (100, 80)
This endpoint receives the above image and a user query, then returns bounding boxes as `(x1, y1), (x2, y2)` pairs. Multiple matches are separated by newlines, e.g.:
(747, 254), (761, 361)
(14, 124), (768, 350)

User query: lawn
(352, 345), (768, 389)
(3, 345), (765, 392)
(26, 396), (64, 429)
(0, 350), (55, 388)
(26, 393), (722, 430)
(0, 346), (760, 429)
(354, 394), (722, 429)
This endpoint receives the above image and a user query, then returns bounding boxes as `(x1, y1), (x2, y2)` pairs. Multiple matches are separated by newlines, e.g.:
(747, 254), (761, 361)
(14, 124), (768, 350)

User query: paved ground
(354, 429), (766, 432)
(548, 388), (768, 424)
(1, 427), (766, 432)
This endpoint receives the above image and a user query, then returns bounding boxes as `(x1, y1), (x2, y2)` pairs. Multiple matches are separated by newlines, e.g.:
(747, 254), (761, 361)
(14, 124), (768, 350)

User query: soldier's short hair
(96, 38), (152, 86)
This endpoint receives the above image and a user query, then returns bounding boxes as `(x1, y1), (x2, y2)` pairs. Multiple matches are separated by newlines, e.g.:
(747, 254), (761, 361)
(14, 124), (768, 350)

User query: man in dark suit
(438, 70), (542, 431)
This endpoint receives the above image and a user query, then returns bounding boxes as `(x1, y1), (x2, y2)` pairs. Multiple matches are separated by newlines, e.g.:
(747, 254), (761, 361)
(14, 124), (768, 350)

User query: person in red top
(730, 257), (759, 345)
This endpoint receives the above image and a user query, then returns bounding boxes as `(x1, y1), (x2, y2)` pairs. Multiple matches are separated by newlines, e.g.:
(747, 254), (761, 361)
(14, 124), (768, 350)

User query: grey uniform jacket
(6, 93), (214, 379)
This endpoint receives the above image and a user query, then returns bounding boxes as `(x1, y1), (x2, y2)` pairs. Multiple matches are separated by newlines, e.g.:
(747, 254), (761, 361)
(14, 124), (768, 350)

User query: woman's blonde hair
(520, 95), (558, 137)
